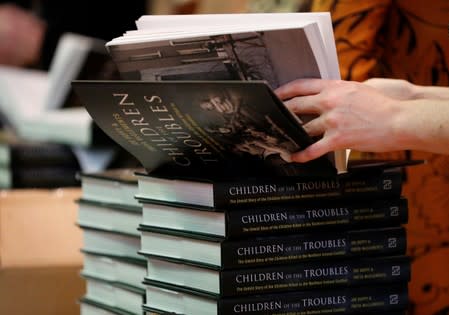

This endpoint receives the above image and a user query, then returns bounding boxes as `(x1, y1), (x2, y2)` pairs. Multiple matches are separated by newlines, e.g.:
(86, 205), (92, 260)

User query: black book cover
(144, 255), (410, 297)
(221, 227), (406, 269)
(139, 226), (407, 269)
(0, 141), (80, 168)
(143, 304), (407, 315)
(211, 167), (404, 208)
(2, 166), (80, 189)
(224, 197), (408, 237)
(79, 167), (141, 184)
(135, 166), (406, 209)
(143, 283), (408, 314)
(219, 284), (408, 314)
(73, 80), (337, 179)
(138, 197), (408, 239)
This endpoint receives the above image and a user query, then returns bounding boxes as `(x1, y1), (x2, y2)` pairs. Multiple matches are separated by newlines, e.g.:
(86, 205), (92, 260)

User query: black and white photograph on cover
(195, 88), (298, 164)
(107, 28), (320, 89)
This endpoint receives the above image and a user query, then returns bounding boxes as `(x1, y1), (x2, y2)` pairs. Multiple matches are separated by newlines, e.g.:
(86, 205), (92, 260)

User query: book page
(108, 26), (322, 89)
(133, 12), (339, 79)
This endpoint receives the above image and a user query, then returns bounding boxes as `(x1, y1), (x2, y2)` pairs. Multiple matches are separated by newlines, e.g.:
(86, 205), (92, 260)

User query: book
(134, 165), (404, 208)
(0, 33), (117, 147)
(0, 134), (80, 168)
(79, 168), (141, 208)
(74, 12), (352, 174)
(80, 298), (142, 315)
(80, 226), (142, 261)
(77, 199), (141, 237)
(139, 197), (408, 238)
(110, 13), (339, 85)
(142, 282), (408, 315)
(82, 276), (145, 315)
(139, 226), (406, 269)
(0, 130), (81, 188)
(0, 165), (80, 189)
(81, 298), (161, 315)
(73, 80), (339, 177)
(144, 255), (410, 297)
(81, 251), (146, 289)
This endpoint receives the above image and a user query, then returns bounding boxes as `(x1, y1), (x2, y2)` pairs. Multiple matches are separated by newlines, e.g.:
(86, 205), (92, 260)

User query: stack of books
(135, 166), (411, 314)
(0, 131), (80, 189)
(72, 12), (419, 314)
(76, 168), (147, 315)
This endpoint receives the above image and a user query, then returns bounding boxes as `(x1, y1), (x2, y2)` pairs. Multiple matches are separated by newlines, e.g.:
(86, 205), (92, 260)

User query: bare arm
(275, 79), (449, 163)
(364, 78), (449, 100)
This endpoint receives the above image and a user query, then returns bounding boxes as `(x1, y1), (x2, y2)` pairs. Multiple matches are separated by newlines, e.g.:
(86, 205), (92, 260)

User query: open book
(74, 12), (350, 176)
(105, 12), (349, 174)
(0, 33), (115, 147)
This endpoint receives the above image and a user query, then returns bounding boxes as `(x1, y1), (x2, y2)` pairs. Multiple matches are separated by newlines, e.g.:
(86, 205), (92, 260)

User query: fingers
(274, 78), (334, 100)
(284, 95), (322, 115)
(302, 117), (325, 136)
(290, 137), (334, 163)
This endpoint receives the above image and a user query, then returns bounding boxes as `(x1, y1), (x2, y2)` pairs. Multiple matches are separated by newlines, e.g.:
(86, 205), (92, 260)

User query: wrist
(391, 100), (423, 150)
(407, 82), (421, 99)
(414, 85), (449, 100)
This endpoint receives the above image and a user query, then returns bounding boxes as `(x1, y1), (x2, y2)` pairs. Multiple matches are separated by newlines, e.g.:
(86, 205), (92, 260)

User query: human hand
(275, 79), (407, 163)
(363, 78), (417, 100)
(0, 4), (46, 66)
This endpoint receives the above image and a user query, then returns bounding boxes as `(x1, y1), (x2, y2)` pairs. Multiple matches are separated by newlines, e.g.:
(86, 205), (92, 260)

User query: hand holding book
(74, 12), (354, 176)
(276, 77), (449, 162)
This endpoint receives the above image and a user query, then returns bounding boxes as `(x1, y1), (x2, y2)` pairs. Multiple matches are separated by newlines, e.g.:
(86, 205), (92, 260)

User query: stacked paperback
(0, 131), (80, 189)
(77, 169), (147, 315)
(135, 167), (411, 314)
(76, 168), (413, 315)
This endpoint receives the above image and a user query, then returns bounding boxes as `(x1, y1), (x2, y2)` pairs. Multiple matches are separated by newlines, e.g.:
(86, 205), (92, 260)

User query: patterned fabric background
(312, 1), (449, 314)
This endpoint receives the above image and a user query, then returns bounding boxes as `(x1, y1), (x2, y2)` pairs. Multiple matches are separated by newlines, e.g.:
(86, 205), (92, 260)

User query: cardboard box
(0, 188), (85, 315)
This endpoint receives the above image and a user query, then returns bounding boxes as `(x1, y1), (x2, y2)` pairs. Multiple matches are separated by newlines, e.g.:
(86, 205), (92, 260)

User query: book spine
(225, 198), (407, 238)
(219, 284), (408, 314)
(215, 170), (403, 208)
(220, 256), (410, 297)
(12, 167), (80, 188)
(10, 144), (80, 168)
(221, 227), (406, 269)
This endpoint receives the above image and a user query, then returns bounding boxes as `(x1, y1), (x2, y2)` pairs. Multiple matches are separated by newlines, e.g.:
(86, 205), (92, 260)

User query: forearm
(395, 98), (449, 154)
(412, 85), (449, 100)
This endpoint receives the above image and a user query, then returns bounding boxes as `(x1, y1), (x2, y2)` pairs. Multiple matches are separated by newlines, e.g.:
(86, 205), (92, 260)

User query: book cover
(0, 166), (80, 189)
(139, 226), (407, 269)
(134, 166), (405, 208)
(142, 283), (408, 315)
(138, 197), (408, 238)
(144, 255), (410, 297)
(0, 138), (79, 168)
(73, 80), (337, 179)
